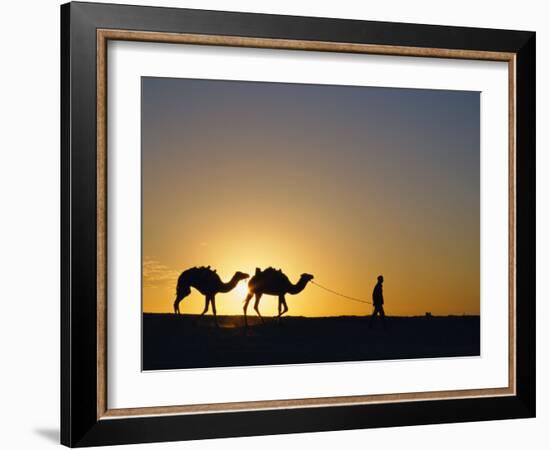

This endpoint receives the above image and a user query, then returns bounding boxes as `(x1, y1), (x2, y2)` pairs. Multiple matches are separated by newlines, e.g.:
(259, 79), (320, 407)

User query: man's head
(377, 275), (384, 284)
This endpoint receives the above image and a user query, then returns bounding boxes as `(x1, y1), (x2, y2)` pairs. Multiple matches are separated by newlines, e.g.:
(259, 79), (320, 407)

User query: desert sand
(142, 313), (480, 371)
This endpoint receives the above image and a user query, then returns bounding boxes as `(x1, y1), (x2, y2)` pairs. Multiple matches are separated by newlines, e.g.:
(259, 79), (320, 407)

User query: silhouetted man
(370, 275), (386, 328)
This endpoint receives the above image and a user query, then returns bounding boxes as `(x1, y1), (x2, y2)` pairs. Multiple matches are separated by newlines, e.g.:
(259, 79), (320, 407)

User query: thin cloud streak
(143, 257), (179, 288)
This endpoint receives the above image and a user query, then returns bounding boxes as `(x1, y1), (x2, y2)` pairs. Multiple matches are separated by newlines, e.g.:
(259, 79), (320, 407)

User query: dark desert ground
(142, 313), (480, 371)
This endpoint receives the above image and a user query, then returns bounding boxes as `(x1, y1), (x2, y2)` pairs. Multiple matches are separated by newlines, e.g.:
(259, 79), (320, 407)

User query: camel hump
(181, 265), (218, 280)
(255, 267), (262, 275)
(262, 267), (287, 280)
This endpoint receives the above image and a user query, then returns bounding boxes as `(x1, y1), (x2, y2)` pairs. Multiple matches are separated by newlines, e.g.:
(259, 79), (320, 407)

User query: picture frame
(61, 1), (535, 447)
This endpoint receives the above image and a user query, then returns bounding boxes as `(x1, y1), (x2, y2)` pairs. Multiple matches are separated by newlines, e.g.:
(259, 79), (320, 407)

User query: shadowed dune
(142, 313), (480, 370)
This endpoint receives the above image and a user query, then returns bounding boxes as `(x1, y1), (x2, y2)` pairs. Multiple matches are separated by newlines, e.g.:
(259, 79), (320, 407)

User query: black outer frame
(61, 1), (535, 447)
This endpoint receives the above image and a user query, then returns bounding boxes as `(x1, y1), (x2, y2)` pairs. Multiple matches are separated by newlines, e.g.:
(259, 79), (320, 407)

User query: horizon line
(142, 312), (480, 318)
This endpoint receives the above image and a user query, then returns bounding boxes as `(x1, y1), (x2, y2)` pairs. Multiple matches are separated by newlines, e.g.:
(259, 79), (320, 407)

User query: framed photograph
(61, 2), (535, 447)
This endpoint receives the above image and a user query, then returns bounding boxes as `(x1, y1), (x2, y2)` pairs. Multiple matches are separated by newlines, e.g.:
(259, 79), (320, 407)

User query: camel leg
(243, 292), (253, 327)
(211, 296), (219, 328)
(173, 286), (191, 314)
(199, 297), (210, 316)
(253, 293), (264, 324)
(278, 295), (288, 318)
(192, 296), (210, 326)
(281, 299), (288, 316)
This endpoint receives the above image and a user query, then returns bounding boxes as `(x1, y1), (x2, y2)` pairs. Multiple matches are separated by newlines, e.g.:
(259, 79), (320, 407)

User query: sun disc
(236, 282), (248, 298)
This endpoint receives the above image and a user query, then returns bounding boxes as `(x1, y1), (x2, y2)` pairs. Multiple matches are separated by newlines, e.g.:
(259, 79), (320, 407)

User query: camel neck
(219, 274), (240, 293)
(288, 277), (309, 295)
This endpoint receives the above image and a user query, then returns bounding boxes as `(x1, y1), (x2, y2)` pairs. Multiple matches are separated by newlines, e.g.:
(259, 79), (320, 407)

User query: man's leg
(369, 306), (379, 328)
(380, 305), (387, 329)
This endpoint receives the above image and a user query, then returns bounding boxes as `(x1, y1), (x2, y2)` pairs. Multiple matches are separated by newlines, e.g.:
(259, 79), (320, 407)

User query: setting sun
(235, 280), (249, 299)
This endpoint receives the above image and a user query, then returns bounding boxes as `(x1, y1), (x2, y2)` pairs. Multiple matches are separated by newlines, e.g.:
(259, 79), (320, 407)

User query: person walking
(370, 275), (386, 328)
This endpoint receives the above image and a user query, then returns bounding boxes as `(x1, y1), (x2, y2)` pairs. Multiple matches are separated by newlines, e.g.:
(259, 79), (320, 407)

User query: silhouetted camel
(243, 267), (314, 326)
(173, 266), (249, 326)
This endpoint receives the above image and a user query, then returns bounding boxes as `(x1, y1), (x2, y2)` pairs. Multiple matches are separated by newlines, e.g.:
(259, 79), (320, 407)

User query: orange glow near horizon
(142, 224), (480, 317)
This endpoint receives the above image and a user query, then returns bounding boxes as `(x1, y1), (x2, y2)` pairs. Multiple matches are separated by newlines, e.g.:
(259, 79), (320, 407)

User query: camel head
(234, 271), (250, 281)
(300, 273), (314, 283)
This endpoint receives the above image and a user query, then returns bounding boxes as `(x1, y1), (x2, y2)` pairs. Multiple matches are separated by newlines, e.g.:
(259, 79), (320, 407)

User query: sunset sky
(141, 77), (480, 317)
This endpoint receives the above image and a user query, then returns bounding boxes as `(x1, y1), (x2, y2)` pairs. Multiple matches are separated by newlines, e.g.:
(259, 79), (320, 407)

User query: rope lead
(310, 280), (372, 305)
